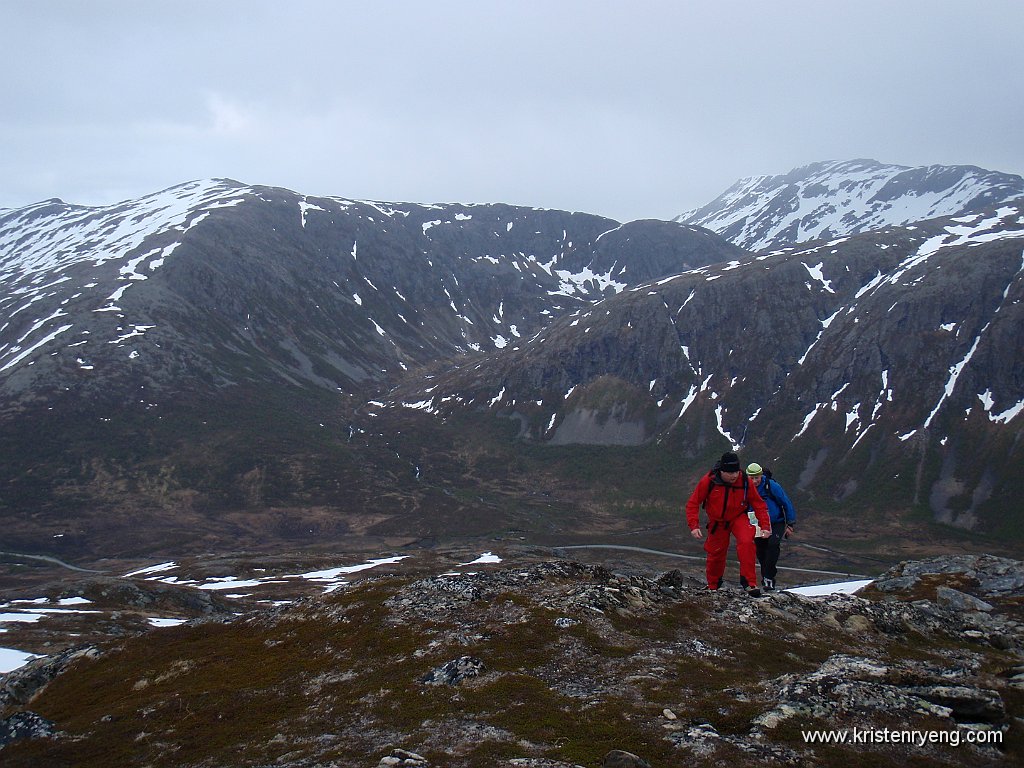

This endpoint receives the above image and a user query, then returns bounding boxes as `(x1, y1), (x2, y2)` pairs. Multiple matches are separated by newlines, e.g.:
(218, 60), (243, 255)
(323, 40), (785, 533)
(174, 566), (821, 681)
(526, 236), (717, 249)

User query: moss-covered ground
(3, 562), (1018, 768)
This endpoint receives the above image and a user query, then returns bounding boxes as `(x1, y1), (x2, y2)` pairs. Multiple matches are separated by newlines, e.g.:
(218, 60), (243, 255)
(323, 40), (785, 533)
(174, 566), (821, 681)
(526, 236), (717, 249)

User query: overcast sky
(3, 0), (1022, 222)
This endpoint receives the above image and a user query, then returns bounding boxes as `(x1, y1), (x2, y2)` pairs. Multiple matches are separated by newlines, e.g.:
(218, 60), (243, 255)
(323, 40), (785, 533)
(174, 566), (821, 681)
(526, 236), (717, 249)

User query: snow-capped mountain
(389, 202), (1024, 532)
(1, 172), (1022, 558)
(0, 179), (738, 407)
(0, 181), (742, 555)
(675, 159), (1024, 251)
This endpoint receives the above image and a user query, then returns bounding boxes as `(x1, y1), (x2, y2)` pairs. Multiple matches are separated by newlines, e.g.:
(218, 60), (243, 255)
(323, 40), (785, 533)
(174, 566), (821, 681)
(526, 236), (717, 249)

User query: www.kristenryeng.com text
(801, 727), (1003, 749)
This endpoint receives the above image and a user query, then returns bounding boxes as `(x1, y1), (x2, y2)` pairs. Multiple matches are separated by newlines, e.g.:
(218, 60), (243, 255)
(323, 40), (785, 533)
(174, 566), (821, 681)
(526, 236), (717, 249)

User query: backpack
(756, 468), (785, 519)
(701, 464), (750, 529)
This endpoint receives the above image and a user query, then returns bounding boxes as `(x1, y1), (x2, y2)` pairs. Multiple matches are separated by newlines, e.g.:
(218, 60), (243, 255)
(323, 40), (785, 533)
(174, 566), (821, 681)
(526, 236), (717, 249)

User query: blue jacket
(755, 476), (796, 524)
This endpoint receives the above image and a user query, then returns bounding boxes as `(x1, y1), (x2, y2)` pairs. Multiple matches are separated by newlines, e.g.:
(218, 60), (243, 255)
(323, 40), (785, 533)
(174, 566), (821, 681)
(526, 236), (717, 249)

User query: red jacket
(686, 471), (770, 531)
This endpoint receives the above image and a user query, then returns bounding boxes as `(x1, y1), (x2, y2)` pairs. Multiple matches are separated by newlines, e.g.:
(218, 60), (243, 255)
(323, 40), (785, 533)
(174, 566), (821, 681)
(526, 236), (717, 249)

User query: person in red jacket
(686, 451), (771, 596)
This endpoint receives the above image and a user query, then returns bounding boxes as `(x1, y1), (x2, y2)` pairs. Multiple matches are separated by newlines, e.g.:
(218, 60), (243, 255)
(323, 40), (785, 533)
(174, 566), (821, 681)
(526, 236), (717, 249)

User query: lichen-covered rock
(0, 710), (58, 747)
(419, 656), (484, 686)
(935, 586), (994, 612)
(377, 748), (430, 766)
(0, 645), (100, 707)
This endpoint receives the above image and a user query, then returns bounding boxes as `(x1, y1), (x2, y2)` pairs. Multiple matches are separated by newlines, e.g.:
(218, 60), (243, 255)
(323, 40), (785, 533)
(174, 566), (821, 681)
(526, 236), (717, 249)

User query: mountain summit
(0, 179), (739, 405)
(675, 159), (1024, 251)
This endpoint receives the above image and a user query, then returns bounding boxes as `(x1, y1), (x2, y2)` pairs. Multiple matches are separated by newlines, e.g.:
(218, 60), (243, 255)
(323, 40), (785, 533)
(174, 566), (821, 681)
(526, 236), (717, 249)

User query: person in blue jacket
(746, 462), (796, 591)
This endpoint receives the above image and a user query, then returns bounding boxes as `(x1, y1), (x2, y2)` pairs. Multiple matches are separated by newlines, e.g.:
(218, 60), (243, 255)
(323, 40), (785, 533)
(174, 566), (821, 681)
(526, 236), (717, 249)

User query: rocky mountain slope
(1, 553), (1021, 767)
(0, 181), (741, 556)
(0, 179), (738, 405)
(1, 168), (1022, 560)
(675, 159), (1024, 251)
(386, 203), (1024, 535)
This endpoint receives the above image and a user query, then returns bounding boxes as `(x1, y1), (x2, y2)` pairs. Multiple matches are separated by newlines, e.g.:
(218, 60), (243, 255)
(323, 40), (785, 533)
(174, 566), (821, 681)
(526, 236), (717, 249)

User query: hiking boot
(746, 587), (764, 598)
(762, 578), (775, 592)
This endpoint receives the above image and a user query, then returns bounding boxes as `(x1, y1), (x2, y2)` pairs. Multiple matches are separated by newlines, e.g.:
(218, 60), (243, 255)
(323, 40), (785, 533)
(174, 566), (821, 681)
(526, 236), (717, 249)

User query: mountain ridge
(675, 159), (1024, 252)
(0, 179), (741, 404)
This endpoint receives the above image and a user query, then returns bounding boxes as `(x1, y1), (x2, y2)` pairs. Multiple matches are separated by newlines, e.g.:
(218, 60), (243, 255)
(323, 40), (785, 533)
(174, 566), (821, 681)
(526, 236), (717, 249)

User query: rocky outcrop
(419, 656), (484, 686)
(870, 554), (1024, 597)
(58, 576), (239, 616)
(0, 711), (58, 749)
(0, 645), (100, 708)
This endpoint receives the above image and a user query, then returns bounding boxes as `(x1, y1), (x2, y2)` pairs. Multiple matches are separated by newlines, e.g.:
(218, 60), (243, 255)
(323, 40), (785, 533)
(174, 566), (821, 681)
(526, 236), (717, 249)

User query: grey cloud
(2, 0), (1022, 222)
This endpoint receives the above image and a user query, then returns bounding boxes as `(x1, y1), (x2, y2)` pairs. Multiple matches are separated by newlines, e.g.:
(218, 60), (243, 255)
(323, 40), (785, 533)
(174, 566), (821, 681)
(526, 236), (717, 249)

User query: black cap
(719, 452), (741, 472)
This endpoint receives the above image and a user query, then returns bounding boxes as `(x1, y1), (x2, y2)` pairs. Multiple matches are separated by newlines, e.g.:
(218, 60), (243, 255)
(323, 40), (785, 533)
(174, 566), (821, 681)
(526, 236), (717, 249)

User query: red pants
(704, 517), (757, 589)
